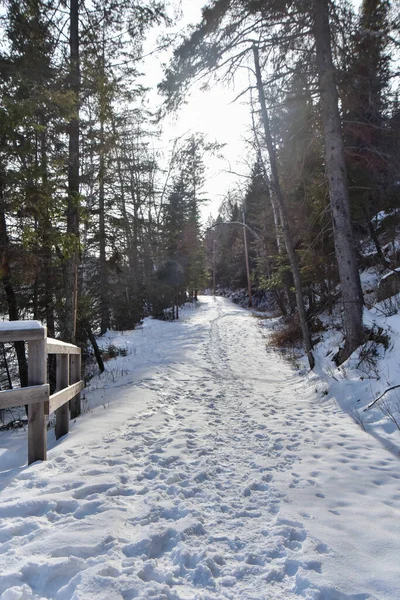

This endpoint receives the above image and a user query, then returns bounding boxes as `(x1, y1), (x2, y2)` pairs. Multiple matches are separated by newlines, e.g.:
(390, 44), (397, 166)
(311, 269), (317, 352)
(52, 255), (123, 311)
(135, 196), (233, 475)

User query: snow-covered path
(1, 296), (400, 600)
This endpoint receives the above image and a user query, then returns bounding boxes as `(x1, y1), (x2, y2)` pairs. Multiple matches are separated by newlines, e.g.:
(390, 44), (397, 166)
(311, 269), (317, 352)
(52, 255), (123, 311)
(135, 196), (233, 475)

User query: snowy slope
(0, 296), (400, 600)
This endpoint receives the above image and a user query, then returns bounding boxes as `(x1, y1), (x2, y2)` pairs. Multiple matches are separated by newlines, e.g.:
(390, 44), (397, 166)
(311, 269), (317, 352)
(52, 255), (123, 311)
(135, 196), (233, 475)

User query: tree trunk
(99, 117), (109, 334)
(86, 326), (105, 373)
(64, 0), (80, 343)
(212, 239), (216, 295)
(251, 105), (282, 255)
(2, 344), (12, 389)
(312, 0), (364, 359)
(99, 29), (109, 334)
(39, 129), (56, 338)
(253, 45), (315, 369)
(242, 211), (252, 308)
(362, 206), (388, 269)
(0, 168), (28, 388)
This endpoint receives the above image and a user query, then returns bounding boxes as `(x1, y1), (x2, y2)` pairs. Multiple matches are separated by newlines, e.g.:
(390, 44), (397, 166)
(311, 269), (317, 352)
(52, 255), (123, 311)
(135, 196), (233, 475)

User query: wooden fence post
(70, 352), (81, 418)
(27, 337), (47, 464)
(55, 354), (69, 440)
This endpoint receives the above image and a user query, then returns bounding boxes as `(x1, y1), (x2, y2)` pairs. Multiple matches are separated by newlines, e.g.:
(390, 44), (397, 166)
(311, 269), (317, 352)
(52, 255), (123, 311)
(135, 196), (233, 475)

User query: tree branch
(365, 385), (400, 411)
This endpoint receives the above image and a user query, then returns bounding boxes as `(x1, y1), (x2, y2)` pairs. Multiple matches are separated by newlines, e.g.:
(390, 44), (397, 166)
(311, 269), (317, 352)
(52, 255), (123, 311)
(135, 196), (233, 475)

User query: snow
(46, 338), (75, 348)
(381, 267), (400, 281)
(374, 209), (396, 224)
(285, 301), (400, 459)
(0, 321), (44, 332)
(360, 267), (380, 291)
(1, 296), (400, 599)
(382, 239), (400, 257)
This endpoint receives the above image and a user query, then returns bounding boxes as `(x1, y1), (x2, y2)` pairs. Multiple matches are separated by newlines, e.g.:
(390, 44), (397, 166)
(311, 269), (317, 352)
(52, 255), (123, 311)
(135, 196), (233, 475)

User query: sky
(141, 0), (254, 222)
(162, 85), (253, 219)
(142, 0), (364, 222)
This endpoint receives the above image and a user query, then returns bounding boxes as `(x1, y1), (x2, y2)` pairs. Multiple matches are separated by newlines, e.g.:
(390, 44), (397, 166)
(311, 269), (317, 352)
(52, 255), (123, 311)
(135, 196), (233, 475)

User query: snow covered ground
(1, 296), (400, 600)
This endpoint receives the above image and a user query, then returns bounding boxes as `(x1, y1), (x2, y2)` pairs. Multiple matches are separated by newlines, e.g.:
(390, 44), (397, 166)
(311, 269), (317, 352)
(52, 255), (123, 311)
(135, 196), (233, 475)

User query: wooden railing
(0, 321), (84, 465)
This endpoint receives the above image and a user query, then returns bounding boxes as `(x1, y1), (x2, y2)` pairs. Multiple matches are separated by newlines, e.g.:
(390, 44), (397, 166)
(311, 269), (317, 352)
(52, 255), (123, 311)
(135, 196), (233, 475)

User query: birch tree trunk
(253, 45), (315, 369)
(312, 0), (364, 359)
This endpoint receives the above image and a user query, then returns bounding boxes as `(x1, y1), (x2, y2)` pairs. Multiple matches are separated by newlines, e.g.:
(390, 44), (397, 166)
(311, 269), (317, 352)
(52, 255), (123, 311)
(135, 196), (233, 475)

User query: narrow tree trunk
(212, 239), (216, 295)
(39, 129), (55, 338)
(111, 119), (133, 258)
(39, 128), (56, 393)
(0, 168), (28, 387)
(242, 211), (252, 308)
(251, 102), (282, 255)
(362, 206), (388, 269)
(86, 326), (105, 373)
(64, 0), (80, 343)
(32, 246), (39, 321)
(99, 28), (110, 334)
(2, 344), (12, 389)
(273, 290), (287, 316)
(253, 45), (315, 369)
(99, 117), (109, 333)
(312, 0), (364, 359)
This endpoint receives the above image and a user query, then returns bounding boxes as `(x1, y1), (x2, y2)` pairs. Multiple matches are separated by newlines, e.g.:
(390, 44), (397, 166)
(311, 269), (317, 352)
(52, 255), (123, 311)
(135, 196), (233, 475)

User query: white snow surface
(1, 296), (400, 600)
(0, 320), (44, 332)
(381, 267), (400, 281)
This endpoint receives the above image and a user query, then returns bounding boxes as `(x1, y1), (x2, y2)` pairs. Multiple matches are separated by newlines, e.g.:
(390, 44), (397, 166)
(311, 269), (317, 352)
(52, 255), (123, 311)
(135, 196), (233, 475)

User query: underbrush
(269, 319), (303, 348)
(102, 344), (128, 360)
(268, 316), (325, 349)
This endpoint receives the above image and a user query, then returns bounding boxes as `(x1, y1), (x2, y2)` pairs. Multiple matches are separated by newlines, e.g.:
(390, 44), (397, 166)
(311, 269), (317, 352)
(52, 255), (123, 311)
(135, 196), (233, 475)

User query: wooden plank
(48, 381), (84, 415)
(55, 355), (69, 440)
(47, 338), (80, 355)
(0, 384), (49, 410)
(70, 353), (82, 418)
(27, 337), (47, 464)
(0, 321), (45, 343)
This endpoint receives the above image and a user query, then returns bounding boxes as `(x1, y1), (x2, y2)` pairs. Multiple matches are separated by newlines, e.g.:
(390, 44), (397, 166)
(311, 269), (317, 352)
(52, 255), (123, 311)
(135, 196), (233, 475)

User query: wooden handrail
(47, 338), (81, 355)
(0, 321), (84, 464)
(0, 320), (45, 343)
(0, 385), (49, 410)
(47, 381), (84, 415)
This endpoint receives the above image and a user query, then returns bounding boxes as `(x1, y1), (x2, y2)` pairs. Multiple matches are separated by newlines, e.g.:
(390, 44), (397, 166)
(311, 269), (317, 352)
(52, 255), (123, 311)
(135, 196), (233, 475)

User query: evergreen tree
(341, 0), (395, 263)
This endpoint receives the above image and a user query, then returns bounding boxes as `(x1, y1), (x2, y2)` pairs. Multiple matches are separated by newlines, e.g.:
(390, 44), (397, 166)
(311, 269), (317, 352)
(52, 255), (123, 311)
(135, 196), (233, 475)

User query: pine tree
(341, 0), (394, 264)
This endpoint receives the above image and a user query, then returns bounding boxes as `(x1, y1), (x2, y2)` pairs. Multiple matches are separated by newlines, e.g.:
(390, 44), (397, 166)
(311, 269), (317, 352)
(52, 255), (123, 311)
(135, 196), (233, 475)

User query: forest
(0, 0), (399, 389)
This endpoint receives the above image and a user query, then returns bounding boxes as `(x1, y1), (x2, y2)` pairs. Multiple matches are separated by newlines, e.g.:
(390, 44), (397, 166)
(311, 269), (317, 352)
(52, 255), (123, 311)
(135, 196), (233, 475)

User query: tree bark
(253, 45), (315, 369)
(86, 325), (105, 373)
(362, 206), (388, 269)
(2, 343), (12, 389)
(242, 211), (252, 308)
(99, 117), (109, 334)
(312, 0), (364, 359)
(39, 129), (56, 338)
(99, 27), (110, 334)
(64, 0), (80, 343)
(0, 168), (28, 388)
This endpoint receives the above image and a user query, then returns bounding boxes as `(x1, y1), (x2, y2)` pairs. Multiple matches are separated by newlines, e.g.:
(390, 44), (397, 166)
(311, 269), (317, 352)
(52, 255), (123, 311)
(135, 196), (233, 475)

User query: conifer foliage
(162, 0), (399, 364)
(0, 0), (399, 389)
(0, 0), (209, 385)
